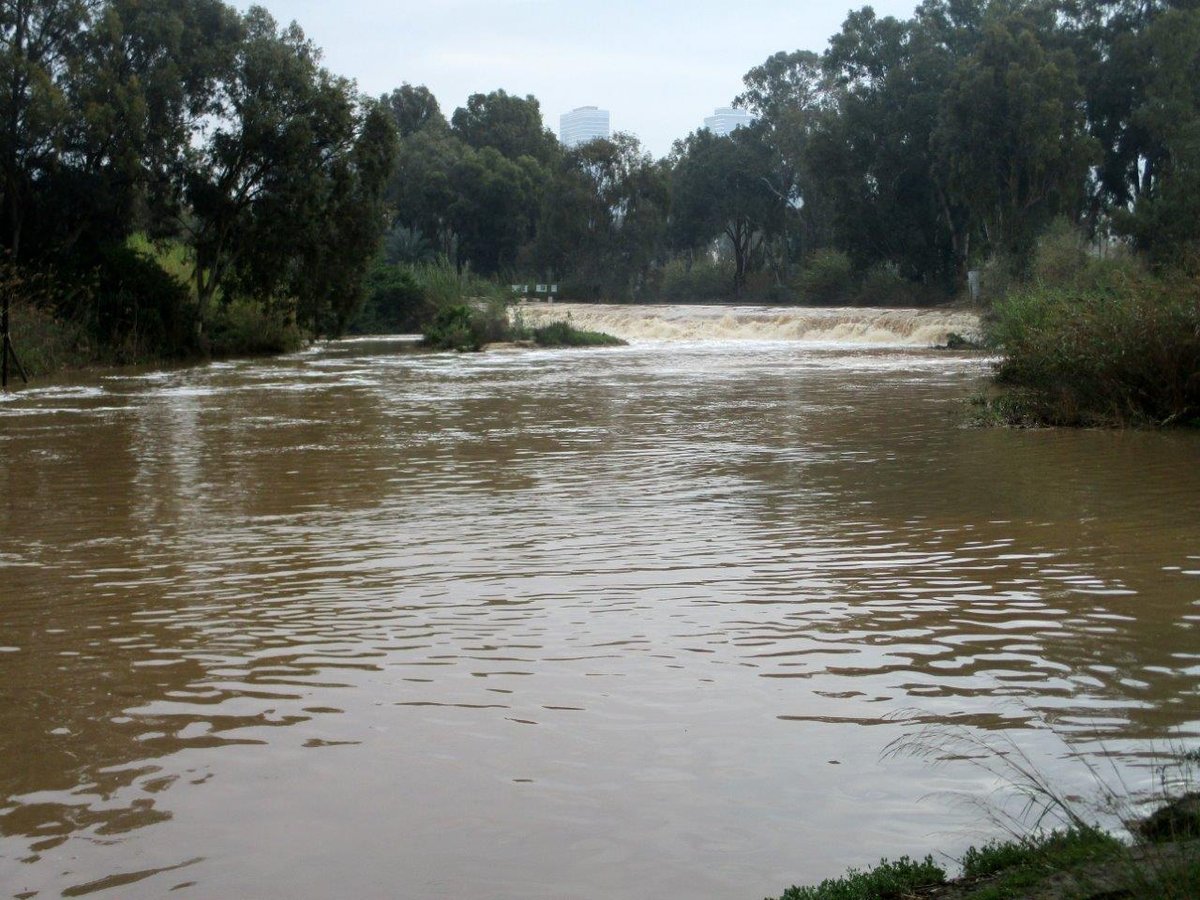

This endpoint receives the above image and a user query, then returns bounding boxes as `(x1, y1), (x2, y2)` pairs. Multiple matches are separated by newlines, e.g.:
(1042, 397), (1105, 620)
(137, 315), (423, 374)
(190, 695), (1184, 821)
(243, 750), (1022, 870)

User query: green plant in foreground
(530, 320), (625, 347)
(771, 855), (945, 900)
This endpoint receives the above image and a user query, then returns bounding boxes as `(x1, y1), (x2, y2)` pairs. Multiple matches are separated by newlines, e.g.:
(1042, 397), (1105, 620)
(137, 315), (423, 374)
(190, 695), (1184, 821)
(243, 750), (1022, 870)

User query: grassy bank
(770, 797), (1199, 900)
(3, 237), (308, 383)
(422, 304), (626, 351)
(977, 227), (1200, 428)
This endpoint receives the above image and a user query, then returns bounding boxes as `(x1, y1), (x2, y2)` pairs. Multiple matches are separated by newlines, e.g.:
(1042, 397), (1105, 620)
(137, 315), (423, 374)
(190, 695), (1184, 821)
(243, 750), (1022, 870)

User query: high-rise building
(704, 106), (755, 137)
(559, 106), (611, 148)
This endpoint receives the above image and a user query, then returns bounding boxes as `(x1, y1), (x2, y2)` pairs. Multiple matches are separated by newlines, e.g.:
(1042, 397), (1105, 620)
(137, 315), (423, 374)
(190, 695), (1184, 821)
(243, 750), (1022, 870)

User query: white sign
(535, 284), (548, 293)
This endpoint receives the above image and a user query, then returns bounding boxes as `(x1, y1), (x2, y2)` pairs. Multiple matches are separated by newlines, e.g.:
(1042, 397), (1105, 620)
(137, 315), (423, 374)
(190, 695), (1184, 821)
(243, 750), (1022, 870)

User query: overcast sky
(232, 1), (921, 158)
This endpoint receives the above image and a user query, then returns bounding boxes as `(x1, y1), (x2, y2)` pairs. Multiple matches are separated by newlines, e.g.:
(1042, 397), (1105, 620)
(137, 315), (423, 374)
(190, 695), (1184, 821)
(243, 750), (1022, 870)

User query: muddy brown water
(1, 308), (1197, 899)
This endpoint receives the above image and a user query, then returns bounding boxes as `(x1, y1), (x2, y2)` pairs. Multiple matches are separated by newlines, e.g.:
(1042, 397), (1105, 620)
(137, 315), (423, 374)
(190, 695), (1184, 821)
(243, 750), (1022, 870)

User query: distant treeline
(5, 0), (1200, 370)
(372, 0), (1200, 316)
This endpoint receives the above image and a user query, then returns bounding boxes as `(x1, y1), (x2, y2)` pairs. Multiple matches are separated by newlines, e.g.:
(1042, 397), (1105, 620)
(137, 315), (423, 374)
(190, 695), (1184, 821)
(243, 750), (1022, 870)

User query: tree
(669, 125), (784, 297)
(808, 6), (961, 285)
(446, 145), (540, 274)
(181, 8), (394, 333)
(534, 133), (668, 298)
(934, 4), (1096, 268)
(735, 49), (830, 277)
(451, 89), (559, 164)
(381, 82), (445, 138)
(0, 0), (98, 259)
(387, 126), (469, 262)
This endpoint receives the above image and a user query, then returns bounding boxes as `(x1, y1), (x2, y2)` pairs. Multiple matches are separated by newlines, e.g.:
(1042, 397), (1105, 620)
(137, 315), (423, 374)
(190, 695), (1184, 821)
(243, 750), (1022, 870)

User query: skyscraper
(559, 106), (611, 148)
(704, 106), (755, 137)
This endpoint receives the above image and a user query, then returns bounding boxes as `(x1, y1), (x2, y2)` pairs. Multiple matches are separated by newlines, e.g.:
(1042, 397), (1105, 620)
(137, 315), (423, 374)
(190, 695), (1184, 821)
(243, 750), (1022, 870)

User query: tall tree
(181, 8), (394, 332)
(670, 124), (784, 297)
(535, 133), (668, 298)
(0, 0), (98, 259)
(451, 89), (559, 164)
(934, 4), (1096, 267)
(381, 82), (445, 138)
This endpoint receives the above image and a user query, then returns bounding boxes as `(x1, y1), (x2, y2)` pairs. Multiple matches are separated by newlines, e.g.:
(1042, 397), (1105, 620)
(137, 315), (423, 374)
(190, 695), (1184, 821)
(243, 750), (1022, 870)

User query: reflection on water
(1, 331), (1198, 899)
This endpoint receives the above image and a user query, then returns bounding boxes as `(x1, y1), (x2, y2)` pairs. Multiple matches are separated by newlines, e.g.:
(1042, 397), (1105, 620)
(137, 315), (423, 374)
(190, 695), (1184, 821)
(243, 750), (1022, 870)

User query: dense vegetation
(1, 0), (396, 372)
(5, 0), (1200, 424)
(770, 812), (1200, 899)
(366, 0), (1200, 307)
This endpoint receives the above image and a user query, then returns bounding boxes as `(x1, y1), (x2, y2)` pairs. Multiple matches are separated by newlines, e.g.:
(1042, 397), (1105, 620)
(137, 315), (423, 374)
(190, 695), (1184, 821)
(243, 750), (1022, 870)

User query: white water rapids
(515, 302), (982, 346)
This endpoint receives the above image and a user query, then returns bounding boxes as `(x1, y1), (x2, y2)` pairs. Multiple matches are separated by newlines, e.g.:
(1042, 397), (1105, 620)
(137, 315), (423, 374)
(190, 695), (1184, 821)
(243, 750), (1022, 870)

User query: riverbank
(972, 228), (1199, 429)
(770, 796), (1200, 899)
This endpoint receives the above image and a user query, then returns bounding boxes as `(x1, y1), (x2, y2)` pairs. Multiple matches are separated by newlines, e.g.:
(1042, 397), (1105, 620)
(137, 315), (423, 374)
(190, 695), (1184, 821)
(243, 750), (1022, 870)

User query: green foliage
(2, 265), (90, 376)
(655, 258), (735, 302)
(770, 855), (945, 900)
(450, 89), (559, 164)
(534, 134), (669, 301)
(381, 83), (445, 138)
(84, 243), (196, 361)
(670, 125), (784, 297)
(421, 304), (481, 352)
(206, 297), (305, 357)
(961, 828), (1121, 880)
(529, 321), (625, 347)
(854, 264), (926, 307)
(933, 5), (1096, 269)
(421, 300), (509, 352)
(985, 259), (1200, 427)
(351, 262), (428, 334)
(795, 249), (853, 305)
(0, 0), (393, 374)
(1028, 218), (1091, 286)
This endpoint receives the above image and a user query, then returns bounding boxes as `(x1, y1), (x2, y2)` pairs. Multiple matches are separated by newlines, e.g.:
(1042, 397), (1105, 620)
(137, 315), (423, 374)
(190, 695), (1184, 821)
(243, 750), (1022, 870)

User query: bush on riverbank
(422, 302), (626, 352)
(528, 320), (626, 347)
(769, 806), (1200, 900)
(980, 251), (1200, 427)
(773, 855), (945, 900)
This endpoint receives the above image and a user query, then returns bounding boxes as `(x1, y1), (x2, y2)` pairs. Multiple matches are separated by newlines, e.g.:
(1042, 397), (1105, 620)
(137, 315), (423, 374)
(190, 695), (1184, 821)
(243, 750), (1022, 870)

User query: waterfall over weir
(516, 302), (982, 346)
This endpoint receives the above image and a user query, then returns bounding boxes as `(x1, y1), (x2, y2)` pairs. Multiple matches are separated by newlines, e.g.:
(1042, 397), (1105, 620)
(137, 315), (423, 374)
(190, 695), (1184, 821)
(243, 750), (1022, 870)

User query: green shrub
(795, 249), (854, 305)
(1030, 218), (1090, 286)
(88, 243), (196, 361)
(986, 262), (1200, 426)
(351, 262), (429, 334)
(657, 257), (735, 302)
(421, 301), (510, 351)
(854, 264), (926, 306)
(772, 855), (945, 900)
(530, 320), (625, 347)
(7, 297), (89, 377)
(961, 828), (1121, 880)
(207, 297), (305, 356)
(742, 271), (796, 303)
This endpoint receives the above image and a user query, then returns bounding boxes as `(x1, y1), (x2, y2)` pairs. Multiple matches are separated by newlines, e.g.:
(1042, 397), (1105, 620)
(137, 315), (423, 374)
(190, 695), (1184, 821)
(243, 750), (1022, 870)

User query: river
(1, 305), (1197, 899)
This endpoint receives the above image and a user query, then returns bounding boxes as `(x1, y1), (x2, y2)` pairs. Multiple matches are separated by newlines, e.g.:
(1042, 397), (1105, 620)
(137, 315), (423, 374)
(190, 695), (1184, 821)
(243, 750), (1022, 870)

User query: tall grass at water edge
(768, 721), (1200, 900)
(979, 227), (1200, 428)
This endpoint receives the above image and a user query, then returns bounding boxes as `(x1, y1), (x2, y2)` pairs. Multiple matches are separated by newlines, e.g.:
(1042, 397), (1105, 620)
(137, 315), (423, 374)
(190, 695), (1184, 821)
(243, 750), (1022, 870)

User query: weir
(516, 302), (982, 346)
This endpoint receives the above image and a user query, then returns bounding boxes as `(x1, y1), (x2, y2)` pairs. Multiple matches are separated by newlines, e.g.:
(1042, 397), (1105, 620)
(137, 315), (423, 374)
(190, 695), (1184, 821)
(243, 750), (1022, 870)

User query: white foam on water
(516, 302), (982, 347)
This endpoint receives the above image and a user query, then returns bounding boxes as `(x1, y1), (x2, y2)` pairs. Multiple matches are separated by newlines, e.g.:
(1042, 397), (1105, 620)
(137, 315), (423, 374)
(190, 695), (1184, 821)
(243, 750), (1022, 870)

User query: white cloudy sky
(232, 0), (920, 157)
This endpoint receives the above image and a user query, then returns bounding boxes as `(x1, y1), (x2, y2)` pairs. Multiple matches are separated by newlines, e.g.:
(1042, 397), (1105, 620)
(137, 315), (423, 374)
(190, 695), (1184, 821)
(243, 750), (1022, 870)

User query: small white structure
(560, 106), (611, 148)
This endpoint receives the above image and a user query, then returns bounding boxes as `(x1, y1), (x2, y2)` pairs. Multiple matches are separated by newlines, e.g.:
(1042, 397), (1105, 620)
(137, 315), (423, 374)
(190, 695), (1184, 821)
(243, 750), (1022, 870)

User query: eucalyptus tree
(181, 7), (396, 333)
(669, 124), (784, 298)
(451, 89), (559, 165)
(0, 0), (99, 259)
(535, 133), (669, 298)
(933, 2), (1096, 268)
(807, 6), (961, 285)
(734, 49), (831, 276)
(381, 82), (445, 138)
